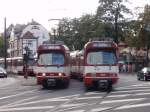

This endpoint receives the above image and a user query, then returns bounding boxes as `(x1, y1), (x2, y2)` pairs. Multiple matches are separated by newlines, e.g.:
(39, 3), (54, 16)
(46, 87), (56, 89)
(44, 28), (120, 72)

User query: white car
(0, 67), (7, 78)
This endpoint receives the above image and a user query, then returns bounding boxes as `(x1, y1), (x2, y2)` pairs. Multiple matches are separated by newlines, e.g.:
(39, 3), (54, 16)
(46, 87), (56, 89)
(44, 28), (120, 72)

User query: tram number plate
(47, 79), (56, 86)
(99, 80), (108, 83)
(98, 80), (108, 87)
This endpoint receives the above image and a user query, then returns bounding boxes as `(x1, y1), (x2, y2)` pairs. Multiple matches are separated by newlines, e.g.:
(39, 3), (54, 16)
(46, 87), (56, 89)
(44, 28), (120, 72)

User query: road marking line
(112, 89), (150, 93)
(0, 89), (37, 100)
(0, 106), (54, 111)
(107, 94), (131, 98)
(84, 92), (104, 95)
(61, 103), (87, 108)
(56, 103), (96, 112)
(6, 98), (69, 107)
(0, 96), (39, 108)
(101, 98), (145, 104)
(54, 94), (80, 99)
(116, 86), (150, 90)
(117, 84), (146, 89)
(136, 92), (150, 96)
(91, 107), (110, 112)
(6, 94), (80, 107)
(46, 94), (81, 112)
(76, 96), (102, 100)
(67, 110), (85, 112)
(115, 103), (150, 110)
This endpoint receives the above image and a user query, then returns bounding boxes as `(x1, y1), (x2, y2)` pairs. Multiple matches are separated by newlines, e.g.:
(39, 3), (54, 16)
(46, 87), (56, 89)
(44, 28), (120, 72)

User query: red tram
(0, 57), (36, 76)
(35, 43), (70, 88)
(83, 40), (119, 90)
(70, 50), (84, 80)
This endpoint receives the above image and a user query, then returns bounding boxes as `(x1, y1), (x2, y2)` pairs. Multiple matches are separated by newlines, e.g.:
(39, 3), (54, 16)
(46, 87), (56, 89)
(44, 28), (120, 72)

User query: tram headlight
(42, 73), (46, 76)
(58, 73), (63, 76)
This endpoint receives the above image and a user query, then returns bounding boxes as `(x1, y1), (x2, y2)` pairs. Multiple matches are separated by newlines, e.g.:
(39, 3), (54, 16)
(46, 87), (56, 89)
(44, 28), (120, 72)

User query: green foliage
(54, 1), (150, 50)
(96, 0), (131, 22)
(138, 4), (150, 48)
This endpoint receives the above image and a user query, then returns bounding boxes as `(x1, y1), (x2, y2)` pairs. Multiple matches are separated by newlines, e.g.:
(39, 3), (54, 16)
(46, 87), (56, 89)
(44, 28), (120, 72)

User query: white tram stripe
(0, 106), (54, 111)
(115, 103), (150, 110)
(101, 98), (145, 104)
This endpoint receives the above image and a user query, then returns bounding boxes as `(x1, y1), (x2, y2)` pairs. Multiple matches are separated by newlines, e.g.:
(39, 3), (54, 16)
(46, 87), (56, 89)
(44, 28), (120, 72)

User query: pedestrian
(123, 64), (126, 72)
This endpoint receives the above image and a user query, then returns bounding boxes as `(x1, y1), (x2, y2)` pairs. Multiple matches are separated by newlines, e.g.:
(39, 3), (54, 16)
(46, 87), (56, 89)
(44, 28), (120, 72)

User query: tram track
(47, 90), (110, 112)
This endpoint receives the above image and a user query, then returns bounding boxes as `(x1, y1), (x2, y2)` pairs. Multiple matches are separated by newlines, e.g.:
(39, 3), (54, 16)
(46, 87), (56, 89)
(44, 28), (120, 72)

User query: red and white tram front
(83, 41), (119, 90)
(35, 44), (70, 88)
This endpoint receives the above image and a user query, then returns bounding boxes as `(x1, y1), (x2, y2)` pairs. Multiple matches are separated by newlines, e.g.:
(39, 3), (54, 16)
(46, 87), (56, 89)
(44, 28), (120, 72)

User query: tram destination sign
(92, 43), (112, 48)
(43, 45), (61, 50)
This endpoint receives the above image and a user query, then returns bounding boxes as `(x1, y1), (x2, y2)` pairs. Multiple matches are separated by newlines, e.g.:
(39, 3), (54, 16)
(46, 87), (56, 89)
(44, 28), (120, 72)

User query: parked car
(0, 67), (7, 78)
(137, 67), (150, 81)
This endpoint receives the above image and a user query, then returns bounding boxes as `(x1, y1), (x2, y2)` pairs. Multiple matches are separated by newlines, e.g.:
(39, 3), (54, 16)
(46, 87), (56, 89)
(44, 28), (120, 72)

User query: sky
(0, 0), (149, 32)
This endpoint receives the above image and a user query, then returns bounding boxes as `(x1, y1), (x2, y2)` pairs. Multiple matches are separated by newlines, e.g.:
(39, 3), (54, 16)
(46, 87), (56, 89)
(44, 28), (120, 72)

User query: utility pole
(4, 17), (7, 69)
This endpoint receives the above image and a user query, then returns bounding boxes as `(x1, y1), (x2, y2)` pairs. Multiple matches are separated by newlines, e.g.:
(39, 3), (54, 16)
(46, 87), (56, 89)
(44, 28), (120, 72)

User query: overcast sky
(0, 0), (149, 32)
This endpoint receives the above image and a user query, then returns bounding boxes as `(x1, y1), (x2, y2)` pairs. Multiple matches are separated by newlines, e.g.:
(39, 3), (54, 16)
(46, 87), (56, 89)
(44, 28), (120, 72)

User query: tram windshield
(87, 51), (117, 65)
(38, 52), (64, 65)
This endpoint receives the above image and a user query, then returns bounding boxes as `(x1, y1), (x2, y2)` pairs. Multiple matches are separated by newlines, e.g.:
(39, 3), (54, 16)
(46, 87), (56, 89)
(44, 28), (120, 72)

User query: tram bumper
(44, 77), (69, 86)
(37, 76), (70, 87)
(84, 77), (118, 89)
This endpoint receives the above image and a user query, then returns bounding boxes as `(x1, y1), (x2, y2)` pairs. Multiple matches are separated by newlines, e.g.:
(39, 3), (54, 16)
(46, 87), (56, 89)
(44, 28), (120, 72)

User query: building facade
(8, 20), (50, 58)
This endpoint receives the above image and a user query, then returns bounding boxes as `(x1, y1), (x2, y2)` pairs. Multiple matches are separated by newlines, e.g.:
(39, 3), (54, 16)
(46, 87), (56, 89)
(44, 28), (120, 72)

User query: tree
(96, 0), (131, 43)
(136, 4), (150, 65)
(138, 4), (150, 48)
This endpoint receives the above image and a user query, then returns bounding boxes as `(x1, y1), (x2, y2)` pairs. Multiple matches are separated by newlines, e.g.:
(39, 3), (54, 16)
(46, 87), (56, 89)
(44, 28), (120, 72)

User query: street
(0, 73), (150, 112)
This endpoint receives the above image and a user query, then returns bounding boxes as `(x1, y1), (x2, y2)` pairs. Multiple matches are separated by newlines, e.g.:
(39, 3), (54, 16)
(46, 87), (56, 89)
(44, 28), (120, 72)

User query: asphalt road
(0, 73), (150, 112)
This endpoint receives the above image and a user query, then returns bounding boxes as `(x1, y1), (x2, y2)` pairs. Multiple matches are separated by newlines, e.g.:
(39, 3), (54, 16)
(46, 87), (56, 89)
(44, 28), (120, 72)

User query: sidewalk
(17, 76), (37, 86)
(119, 72), (136, 75)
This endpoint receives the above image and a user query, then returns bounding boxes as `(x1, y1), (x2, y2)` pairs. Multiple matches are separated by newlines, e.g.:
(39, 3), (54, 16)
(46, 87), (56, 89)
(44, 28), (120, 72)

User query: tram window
(38, 53), (64, 65)
(87, 51), (117, 65)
